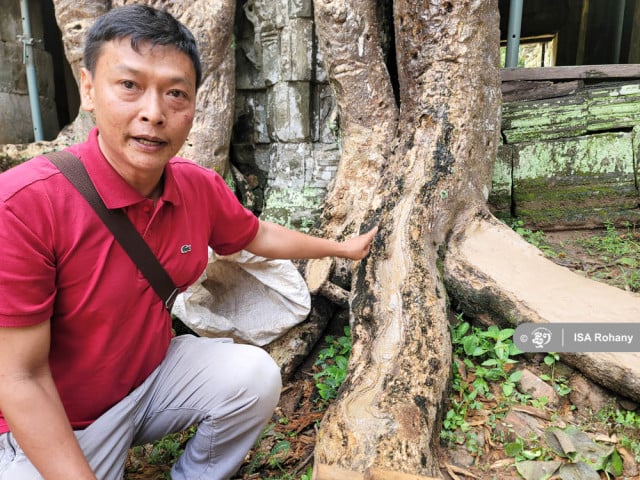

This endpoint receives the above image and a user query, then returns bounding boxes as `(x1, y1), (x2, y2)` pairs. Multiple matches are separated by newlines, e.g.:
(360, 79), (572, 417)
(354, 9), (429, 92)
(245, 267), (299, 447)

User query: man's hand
(246, 221), (378, 261)
(339, 226), (378, 260)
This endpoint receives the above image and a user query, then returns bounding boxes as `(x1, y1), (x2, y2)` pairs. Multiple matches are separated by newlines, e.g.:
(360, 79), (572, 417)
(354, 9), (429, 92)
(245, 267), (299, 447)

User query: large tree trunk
(310, 1), (640, 478)
(311, 1), (501, 478)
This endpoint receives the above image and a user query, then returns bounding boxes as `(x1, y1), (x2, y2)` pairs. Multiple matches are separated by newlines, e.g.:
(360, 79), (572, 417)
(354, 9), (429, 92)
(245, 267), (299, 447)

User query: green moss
(261, 187), (325, 232)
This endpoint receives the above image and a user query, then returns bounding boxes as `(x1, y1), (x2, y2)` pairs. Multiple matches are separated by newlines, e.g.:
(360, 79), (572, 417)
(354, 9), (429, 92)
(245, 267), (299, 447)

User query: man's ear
(79, 68), (95, 112)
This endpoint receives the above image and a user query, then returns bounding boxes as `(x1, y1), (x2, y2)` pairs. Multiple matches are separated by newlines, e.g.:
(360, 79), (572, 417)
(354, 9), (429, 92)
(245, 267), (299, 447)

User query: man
(0, 5), (376, 479)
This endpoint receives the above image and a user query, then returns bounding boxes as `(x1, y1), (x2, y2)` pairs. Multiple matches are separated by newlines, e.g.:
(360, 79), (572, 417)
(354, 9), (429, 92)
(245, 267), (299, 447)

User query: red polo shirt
(0, 128), (259, 433)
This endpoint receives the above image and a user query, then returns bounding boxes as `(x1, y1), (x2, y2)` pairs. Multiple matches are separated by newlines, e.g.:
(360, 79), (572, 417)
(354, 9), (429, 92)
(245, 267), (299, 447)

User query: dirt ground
(124, 227), (640, 480)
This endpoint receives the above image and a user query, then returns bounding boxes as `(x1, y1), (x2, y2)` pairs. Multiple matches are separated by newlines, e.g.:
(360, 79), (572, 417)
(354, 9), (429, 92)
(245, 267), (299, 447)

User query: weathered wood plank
(501, 64), (640, 82)
(585, 81), (640, 132)
(502, 95), (588, 143)
(501, 80), (580, 102)
(502, 82), (640, 143)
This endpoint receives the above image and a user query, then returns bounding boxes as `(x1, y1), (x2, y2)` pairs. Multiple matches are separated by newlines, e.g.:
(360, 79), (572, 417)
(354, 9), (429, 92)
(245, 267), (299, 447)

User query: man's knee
(241, 345), (282, 416)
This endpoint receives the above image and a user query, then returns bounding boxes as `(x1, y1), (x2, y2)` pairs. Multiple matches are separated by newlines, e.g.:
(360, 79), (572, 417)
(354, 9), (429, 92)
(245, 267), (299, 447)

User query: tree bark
(311, 1), (640, 477)
(312, 0), (501, 477)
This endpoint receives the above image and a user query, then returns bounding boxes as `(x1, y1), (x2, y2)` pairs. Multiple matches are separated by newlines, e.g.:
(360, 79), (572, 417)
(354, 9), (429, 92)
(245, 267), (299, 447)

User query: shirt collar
(69, 128), (181, 209)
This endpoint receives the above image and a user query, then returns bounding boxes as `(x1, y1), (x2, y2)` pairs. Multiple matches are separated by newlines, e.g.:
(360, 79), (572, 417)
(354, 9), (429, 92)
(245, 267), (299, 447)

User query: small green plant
(596, 406), (640, 462)
(147, 426), (196, 465)
(300, 465), (313, 480)
(314, 326), (352, 403)
(511, 219), (557, 257)
(504, 436), (551, 462)
(442, 316), (524, 449)
(244, 422), (296, 476)
(540, 352), (571, 396)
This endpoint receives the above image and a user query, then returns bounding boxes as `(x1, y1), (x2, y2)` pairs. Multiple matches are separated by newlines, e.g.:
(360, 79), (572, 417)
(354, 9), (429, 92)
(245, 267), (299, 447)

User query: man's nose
(139, 91), (165, 125)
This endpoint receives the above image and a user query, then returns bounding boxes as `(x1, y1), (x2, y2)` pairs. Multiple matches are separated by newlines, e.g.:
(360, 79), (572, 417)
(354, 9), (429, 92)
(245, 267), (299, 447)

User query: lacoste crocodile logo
(180, 244), (192, 254)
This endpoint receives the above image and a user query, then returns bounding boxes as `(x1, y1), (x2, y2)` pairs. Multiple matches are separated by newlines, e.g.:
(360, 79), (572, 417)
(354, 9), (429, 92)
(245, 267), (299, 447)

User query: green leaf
(502, 383), (515, 396)
(618, 256), (638, 267)
(271, 440), (290, 456)
(497, 328), (515, 341)
(605, 448), (624, 477)
(504, 441), (523, 457)
(508, 370), (523, 382)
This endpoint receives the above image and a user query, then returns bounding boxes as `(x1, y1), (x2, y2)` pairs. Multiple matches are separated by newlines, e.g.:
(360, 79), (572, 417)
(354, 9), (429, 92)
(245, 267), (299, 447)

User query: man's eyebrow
(112, 64), (195, 89)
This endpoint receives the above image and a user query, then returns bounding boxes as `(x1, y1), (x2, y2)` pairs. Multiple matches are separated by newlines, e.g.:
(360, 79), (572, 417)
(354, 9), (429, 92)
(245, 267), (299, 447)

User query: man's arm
(245, 220), (378, 260)
(0, 320), (96, 479)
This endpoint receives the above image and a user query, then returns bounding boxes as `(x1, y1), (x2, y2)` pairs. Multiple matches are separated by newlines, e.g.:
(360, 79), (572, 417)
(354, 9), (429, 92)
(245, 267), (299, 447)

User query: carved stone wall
(232, 0), (340, 229)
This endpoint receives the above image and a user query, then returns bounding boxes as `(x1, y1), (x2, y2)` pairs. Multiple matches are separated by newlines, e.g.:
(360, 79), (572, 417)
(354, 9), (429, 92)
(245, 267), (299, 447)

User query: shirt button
(143, 205), (151, 213)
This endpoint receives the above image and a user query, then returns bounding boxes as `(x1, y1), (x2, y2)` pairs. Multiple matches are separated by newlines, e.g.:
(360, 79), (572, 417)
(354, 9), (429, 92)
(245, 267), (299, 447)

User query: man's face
(80, 38), (197, 183)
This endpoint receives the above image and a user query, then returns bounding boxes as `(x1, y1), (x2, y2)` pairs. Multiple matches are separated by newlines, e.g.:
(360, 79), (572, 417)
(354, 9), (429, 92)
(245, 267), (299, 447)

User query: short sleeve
(0, 199), (56, 326)
(207, 173), (259, 256)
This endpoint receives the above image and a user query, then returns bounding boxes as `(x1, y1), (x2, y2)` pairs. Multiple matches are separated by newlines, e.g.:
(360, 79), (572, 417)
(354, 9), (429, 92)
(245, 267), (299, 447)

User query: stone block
(267, 142), (311, 189)
(315, 44), (329, 84)
(513, 132), (640, 229)
(288, 0), (312, 18)
(33, 47), (56, 99)
(0, 92), (33, 143)
(232, 143), (271, 187)
(280, 19), (313, 81)
(488, 143), (513, 221)
(269, 82), (310, 142)
(502, 95), (588, 144)
(310, 144), (340, 189)
(312, 83), (338, 144)
(586, 81), (640, 133)
(234, 90), (269, 144)
(0, 91), (59, 143)
(253, 0), (287, 31)
(0, 42), (27, 93)
(261, 30), (280, 86)
(235, 21), (264, 90)
(0, 0), (25, 41)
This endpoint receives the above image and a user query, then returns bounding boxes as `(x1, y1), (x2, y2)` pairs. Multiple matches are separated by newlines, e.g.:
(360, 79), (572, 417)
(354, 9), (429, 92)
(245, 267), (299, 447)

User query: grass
(576, 221), (640, 292)
(510, 219), (640, 293)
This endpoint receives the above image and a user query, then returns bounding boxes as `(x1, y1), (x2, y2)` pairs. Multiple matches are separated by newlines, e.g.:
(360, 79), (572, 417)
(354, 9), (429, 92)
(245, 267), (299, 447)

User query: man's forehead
(94, 38), (196, 84)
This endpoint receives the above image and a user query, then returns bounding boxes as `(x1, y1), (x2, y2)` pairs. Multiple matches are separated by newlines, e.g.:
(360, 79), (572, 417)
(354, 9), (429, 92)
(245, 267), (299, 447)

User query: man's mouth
(133, 136), (166, 147)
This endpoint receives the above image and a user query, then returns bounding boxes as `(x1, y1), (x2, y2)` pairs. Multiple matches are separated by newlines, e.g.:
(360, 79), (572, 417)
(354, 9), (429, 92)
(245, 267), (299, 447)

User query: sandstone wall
(232, 0), (339, 229)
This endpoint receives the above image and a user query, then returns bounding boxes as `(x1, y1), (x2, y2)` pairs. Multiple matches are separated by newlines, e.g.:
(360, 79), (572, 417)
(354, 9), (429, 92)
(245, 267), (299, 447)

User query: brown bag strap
(46, 150), (179, 311)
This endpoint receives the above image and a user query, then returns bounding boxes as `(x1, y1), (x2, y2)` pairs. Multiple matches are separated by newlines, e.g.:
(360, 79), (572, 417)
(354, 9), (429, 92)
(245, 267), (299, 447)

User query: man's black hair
(83, 4), (202, 90)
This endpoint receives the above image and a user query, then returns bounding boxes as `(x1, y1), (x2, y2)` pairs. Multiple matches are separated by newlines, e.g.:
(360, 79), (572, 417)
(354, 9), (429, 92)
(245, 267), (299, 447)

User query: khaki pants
(0, 335), (282, 480)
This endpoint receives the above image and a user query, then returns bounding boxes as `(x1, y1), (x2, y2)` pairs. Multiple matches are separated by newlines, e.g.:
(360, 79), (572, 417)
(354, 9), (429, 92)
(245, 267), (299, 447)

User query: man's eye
(121, 80), (135, 89)
(169, 90), (186, 98)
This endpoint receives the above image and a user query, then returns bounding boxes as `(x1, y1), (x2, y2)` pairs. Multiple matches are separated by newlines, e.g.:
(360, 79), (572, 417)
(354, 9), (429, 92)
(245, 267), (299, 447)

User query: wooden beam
(501, 80), (580, 102)
(501, 64), (640, 82)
